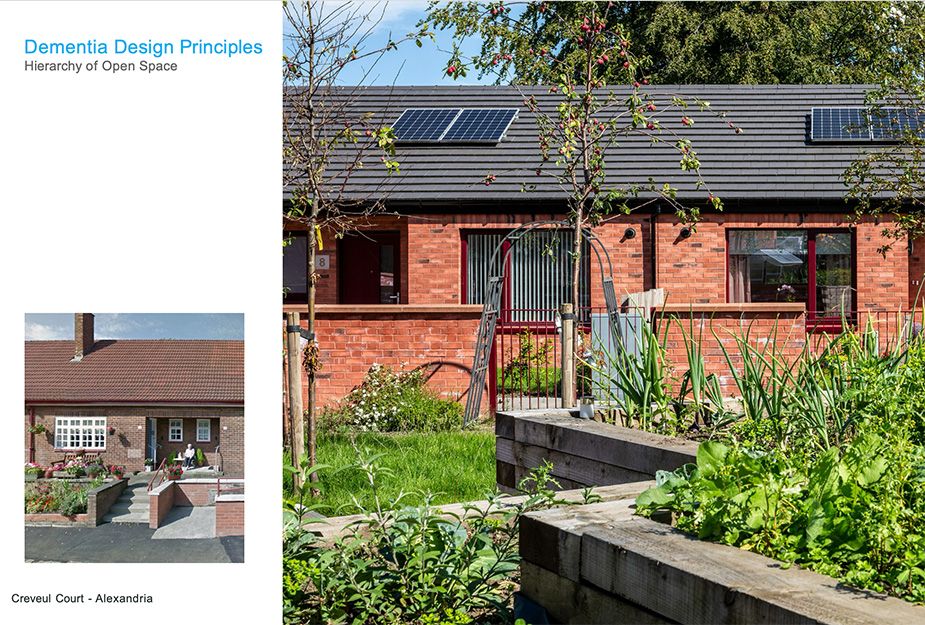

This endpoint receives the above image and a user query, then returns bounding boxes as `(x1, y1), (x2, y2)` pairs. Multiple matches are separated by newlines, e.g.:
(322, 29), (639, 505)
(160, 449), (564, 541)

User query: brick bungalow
(25, 313), (245, 474)
(283, 84), (922, 412)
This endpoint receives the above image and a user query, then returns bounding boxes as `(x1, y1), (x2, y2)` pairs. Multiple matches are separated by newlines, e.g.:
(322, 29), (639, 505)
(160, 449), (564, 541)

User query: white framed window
(196, 419), (211, 442)
(169, 419), (183, 442)
(54, 417), (106, 450)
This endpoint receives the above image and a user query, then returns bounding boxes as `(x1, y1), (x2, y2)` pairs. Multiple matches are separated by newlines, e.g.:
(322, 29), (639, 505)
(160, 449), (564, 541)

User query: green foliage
(844, 73), (925, 252)
(635, 324), (925, 604)
(320, 364), (463, 434)
(425, 1), (923, 86)
(637, 430), (925, 604)
(582, 310), (675, 433)
(283, 452), (584, 624)
(195, 448), (206, 465)
(284, 429), (496, 514)
(24, 478), (103, 516)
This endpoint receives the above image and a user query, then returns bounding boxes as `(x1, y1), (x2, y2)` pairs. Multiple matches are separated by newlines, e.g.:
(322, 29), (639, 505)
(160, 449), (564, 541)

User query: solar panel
(810, 107), (869, 141)
(392, 108), (462, 142)
(393, 108), (518, 144)
(441, 108), (519, 143)
(870, 107), (925, 140)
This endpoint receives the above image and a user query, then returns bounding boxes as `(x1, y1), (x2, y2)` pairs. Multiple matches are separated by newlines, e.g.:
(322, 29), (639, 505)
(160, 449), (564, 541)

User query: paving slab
(152, 506), (216, 540)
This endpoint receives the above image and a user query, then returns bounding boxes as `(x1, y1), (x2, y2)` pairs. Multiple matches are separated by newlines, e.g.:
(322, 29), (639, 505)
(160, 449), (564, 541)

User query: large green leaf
(635, 485), (674, 509)
(697, 441), (730, 478)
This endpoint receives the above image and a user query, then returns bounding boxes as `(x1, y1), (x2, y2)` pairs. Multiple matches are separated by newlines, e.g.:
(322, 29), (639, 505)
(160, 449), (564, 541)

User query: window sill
(663, 302), (806, 313)
(293, 304), (483, 315)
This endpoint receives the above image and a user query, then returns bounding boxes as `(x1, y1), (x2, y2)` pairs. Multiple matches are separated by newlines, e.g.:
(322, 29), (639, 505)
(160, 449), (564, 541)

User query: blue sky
(24, 313), (245, 341)
(283, 1), (491, 86)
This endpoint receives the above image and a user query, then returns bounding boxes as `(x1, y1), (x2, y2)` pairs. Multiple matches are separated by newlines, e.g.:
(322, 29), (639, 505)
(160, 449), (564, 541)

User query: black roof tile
(284, 84), (887, 204)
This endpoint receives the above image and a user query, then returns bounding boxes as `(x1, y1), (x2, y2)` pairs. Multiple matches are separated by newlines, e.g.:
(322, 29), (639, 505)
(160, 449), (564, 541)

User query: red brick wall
(25, 406), (244, 474)
(174, 480), (217, 506)
(305, 310), (482, 409)
(286, 211), (913, 411)
(215, 497), (244, 537)
(149, 482), (175, 529)
(659, 305), (807, 395)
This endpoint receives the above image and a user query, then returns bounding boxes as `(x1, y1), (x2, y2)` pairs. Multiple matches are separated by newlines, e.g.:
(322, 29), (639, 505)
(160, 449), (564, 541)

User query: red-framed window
(727, 228), (855, 327)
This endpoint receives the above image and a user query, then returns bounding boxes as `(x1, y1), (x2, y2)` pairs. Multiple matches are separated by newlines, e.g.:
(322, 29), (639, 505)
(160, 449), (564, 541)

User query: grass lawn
(285, 427), (496, 516)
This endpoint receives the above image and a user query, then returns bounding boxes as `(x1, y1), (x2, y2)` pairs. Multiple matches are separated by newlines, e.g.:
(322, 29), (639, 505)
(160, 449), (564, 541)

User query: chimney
(74, 313), (95, 360)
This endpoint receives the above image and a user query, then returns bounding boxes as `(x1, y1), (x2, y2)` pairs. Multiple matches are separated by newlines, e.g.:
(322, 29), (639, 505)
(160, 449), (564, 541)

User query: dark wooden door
(340, 232), (400, 304)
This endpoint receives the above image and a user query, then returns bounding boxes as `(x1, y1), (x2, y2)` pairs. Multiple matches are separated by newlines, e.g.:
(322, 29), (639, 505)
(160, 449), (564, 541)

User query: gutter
(649, 204), (661, 291)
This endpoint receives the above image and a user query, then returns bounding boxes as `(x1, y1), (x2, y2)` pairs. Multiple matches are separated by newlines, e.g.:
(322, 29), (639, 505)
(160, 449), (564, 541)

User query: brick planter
(24, 512), (89, 525)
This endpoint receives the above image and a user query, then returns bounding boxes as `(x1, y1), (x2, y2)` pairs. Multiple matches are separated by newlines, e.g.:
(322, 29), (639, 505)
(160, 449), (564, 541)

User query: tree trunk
(286, 312), (304, 491)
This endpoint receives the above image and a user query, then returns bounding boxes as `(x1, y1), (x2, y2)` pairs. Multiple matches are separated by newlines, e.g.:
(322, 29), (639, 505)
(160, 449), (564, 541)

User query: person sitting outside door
(182, 443), (196, 469)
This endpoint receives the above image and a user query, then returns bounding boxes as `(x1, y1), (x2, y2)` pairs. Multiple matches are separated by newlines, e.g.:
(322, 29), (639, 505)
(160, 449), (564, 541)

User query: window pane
(815, 233), (853, 315)
(197, 419), (211, 442)
(466, 233), (504, 305)
(169, 419), (182, 442)
(728, 230), (808, 304)
(283, 232), (307, 297)
(467, 230), (590, 321)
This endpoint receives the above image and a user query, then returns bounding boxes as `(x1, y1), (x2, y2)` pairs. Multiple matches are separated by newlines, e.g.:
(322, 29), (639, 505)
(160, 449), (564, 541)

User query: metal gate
(463, 222), (627, 426)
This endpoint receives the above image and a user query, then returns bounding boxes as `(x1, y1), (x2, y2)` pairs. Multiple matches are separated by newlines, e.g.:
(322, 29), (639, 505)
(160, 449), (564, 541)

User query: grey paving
(152, 506), (215, 540)
(24, 523), (243, 563)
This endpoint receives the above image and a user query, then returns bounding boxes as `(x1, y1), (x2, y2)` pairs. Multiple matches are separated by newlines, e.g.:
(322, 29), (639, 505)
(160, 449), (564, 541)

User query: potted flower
(144, 458), (154, 472)
(166, 465), (183, 480)
(27, 423), (47, 434)
(86, 463), (105, 479)
(109, 465), (125, 480)
(107, 426), (116, 436)
(45, 463), (61, 479)
(65, 465), (85, 478)
(25, 463), (44, 482)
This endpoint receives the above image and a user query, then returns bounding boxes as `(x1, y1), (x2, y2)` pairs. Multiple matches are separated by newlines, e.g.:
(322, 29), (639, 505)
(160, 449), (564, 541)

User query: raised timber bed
(495, 409), (698, 493)
(519, 487), (925, 625)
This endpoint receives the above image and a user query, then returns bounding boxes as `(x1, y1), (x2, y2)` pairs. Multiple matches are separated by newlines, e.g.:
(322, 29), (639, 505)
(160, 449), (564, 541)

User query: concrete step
(108, 501), (150, 515)
(104, 511), (149, 524)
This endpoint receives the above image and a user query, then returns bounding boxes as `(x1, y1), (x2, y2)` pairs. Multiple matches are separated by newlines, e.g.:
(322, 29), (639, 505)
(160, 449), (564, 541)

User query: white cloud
(25, 322), (68, 340)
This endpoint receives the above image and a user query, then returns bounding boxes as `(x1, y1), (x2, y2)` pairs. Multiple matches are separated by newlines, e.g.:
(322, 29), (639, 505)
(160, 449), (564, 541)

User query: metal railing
(217, 477), (245, 497)
(491, 306), (923, 412)
(147, 458), (168, 492)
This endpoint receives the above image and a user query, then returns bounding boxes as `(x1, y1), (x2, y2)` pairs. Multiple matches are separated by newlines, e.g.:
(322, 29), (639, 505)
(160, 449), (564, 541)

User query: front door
(340, 232), (401, 304)
(148, 418), (157, 465)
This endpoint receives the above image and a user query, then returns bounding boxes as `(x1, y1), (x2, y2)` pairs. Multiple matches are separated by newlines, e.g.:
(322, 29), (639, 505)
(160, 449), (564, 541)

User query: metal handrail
(217, 476), (245, 497)
(147, 458), (168, 492)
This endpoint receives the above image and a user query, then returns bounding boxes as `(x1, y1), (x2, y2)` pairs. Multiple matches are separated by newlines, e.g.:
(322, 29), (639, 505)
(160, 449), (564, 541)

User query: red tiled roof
(25, 340), (244, 404)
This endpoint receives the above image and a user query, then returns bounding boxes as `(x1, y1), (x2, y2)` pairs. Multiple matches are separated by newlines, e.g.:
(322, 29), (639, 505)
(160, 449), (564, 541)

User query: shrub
(320, 364), (463, 433)
(25, 478), (102, 516)
(283, 453), (593, 624)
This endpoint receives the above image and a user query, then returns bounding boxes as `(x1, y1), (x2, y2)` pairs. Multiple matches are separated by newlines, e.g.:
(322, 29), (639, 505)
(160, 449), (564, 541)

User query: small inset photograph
(24, 313), (245, 563)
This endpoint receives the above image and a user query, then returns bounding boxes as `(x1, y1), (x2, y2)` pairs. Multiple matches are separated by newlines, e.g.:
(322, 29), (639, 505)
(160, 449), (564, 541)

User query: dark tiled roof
(25, 340), (244, 404)
(284, 84), (880, 204)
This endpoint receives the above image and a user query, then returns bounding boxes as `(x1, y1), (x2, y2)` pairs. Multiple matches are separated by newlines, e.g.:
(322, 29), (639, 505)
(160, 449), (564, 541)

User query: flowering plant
(166, 465), (183, 478)
(777, 284), (797, 302)
(28, 424), (47, 434)
(109, 465), (125, 475)
(25, 463), (44, 474)
(86, 464), (106, 475)
(107, 426), (116, 436)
